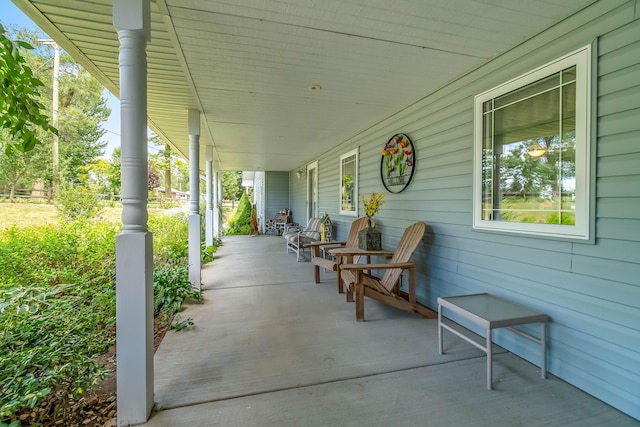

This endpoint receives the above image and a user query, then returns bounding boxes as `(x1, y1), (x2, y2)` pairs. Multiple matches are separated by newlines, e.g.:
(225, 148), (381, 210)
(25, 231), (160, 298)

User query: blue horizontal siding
(265, 171), (290, 221)
(289, 0), (640, 419)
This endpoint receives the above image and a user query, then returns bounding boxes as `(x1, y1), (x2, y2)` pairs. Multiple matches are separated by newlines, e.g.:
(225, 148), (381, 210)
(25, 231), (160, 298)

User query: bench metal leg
(541, 322), (547, 379)
(486, 328), (492, 390)
(438, 304), (443, 355)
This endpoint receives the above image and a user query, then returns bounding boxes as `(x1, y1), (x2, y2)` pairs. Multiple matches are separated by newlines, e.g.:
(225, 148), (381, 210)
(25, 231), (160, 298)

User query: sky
(2, 0), (121, 159)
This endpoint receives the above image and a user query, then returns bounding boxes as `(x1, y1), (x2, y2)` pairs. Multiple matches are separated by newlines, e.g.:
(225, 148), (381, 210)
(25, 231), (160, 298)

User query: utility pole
(39, 39), (60, 197)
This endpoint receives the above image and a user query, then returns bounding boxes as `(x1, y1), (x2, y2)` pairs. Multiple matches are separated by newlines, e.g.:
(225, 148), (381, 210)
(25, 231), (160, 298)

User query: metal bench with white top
(438, 293), (549, 390)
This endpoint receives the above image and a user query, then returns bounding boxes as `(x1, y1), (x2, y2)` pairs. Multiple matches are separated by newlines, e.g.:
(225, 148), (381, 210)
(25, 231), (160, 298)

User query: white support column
(113, 0), (153, 425)
(188, 109), (201, 289)
(205, 146), (213, 247)
(213, 161), (221, 237)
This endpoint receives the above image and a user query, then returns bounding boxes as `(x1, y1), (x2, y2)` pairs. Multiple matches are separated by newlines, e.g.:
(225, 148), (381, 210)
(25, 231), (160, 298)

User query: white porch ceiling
(13, 0), (595, 172)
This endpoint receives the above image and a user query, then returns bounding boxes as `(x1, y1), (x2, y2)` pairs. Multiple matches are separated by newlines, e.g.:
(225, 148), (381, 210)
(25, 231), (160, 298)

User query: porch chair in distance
(283, 217), (322, 261)
(339, 221), (437, 321)
(305, 216), (371, 289)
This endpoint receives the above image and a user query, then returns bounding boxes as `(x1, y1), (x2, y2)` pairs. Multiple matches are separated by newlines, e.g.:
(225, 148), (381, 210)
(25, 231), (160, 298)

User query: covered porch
(10, 0), (639, 423)
(146, 235), (636, 426)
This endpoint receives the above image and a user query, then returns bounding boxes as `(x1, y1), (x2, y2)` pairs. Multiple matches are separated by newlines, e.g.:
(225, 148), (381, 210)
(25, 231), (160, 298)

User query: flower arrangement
(359, 192), (385, 248)
(381, 134), (414, 181)
(360, 192), (385, 219)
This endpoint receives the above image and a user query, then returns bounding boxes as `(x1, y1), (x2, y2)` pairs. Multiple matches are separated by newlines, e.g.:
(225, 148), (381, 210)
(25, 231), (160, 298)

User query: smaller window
(340, 148), (358, 216)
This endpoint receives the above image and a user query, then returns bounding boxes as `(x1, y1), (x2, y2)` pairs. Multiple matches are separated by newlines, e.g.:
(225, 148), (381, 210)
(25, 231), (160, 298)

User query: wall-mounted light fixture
(296, 169), (304, 179)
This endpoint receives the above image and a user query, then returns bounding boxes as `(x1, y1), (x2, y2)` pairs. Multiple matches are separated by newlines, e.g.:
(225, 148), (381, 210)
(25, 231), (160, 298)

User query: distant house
(155, 187), (188, 201)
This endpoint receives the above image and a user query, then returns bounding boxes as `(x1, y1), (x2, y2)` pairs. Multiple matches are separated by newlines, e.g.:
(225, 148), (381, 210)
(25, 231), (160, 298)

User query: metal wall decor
(380, 133), (415, 193)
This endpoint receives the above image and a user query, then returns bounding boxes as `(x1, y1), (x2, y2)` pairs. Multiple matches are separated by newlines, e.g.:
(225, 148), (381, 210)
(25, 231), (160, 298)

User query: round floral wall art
(380, 133), (415, 193)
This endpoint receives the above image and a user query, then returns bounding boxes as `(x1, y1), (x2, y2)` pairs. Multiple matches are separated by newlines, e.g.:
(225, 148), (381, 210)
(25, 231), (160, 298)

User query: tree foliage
(55, 183), (103, 221)
(148, 134), (189, 195)
(149, 134), (172, 196)
(0, 25), (110, 198)
(225, 191), (252, 235)
(107, 147), (121, 194)
(0, 23), (57, 154)
(147, 167), (161, 191)
(56, 67), (109, 183)
(0, 129), (48, 199)
(222, 170), (242, 201)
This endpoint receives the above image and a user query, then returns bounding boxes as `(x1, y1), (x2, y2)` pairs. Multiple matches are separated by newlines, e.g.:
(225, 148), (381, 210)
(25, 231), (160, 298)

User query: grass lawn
(0, 202), (167, 229)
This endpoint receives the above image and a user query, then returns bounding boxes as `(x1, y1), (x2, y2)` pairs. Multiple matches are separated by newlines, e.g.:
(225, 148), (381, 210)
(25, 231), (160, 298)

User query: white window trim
(306, 160), (319, 221)
(339, 148), (358, 216)
(472, 45), (591, 240)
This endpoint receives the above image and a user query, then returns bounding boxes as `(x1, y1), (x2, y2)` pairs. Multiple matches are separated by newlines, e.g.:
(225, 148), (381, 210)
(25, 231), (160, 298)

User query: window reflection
(340, 149), (358, 215)
(482, 66), (577, 225)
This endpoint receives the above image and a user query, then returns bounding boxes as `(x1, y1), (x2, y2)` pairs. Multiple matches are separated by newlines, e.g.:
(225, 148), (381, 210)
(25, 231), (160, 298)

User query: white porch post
(213, 162), (221, 237)
(113, 0), (153, 425)
(188, 109), (201, 289)
(205, 146), (213, 247)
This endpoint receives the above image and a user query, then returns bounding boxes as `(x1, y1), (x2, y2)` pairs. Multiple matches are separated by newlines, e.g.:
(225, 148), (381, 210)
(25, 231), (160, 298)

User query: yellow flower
(360, 192), (385, 218)
(381, 150), (388, 156)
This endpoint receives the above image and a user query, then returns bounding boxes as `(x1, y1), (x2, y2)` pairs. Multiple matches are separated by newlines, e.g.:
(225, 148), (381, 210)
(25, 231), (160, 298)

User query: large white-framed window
(339, 148), (358, 216)
(473, 45), (591, 240)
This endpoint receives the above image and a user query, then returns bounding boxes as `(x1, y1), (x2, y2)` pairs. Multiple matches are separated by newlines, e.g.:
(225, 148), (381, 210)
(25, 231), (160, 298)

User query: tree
(172, 157), (189, 192)
(107, 147), (121, 195)
(0, 135), (30, 199)
(147, 167), (160, 192)
(222, 170), (242, 202)
(149, 134), (176, 197)
(78, 158), (113, 195)
(0, 23), (57, 154)
(56, 67), (110, 183)
(0, 26), (110, 198)
(161, 144), (172, 196)
(0, 129), (51, 199)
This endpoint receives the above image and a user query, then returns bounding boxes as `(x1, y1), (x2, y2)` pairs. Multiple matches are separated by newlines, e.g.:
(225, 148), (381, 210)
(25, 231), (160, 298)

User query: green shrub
(201, 243), (217, 263)
(149, 211), (189, 266)
(55, 184), (104, 221)
(153, 265), (201, 317)
(238, 224), (252, 235)
(0, 222), (118, 289)
(0, 210), (202, 423)
(0, 220), (118, 423)
(225, 192), (252, 235)
(0, 284), (111, 421)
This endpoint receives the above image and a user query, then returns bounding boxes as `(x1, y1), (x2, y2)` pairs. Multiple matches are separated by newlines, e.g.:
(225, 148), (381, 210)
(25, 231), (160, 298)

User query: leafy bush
(55, 184), (104, 221)
(149, 211), (189, 266)
(0, 210), (202, 423)
(225, 192), (252, 235)
(0, 222), (118, 290)
(201, 244), (217, 263)
(201, 237), (223, 263)
(0, 221), (117, 423)
(153, 265), (201, 317)
(0, 284), (110, 420)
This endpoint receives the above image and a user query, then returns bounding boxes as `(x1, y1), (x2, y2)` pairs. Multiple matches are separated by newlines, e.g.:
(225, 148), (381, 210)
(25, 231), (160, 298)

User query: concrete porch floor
(145, 235), (638, 426)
